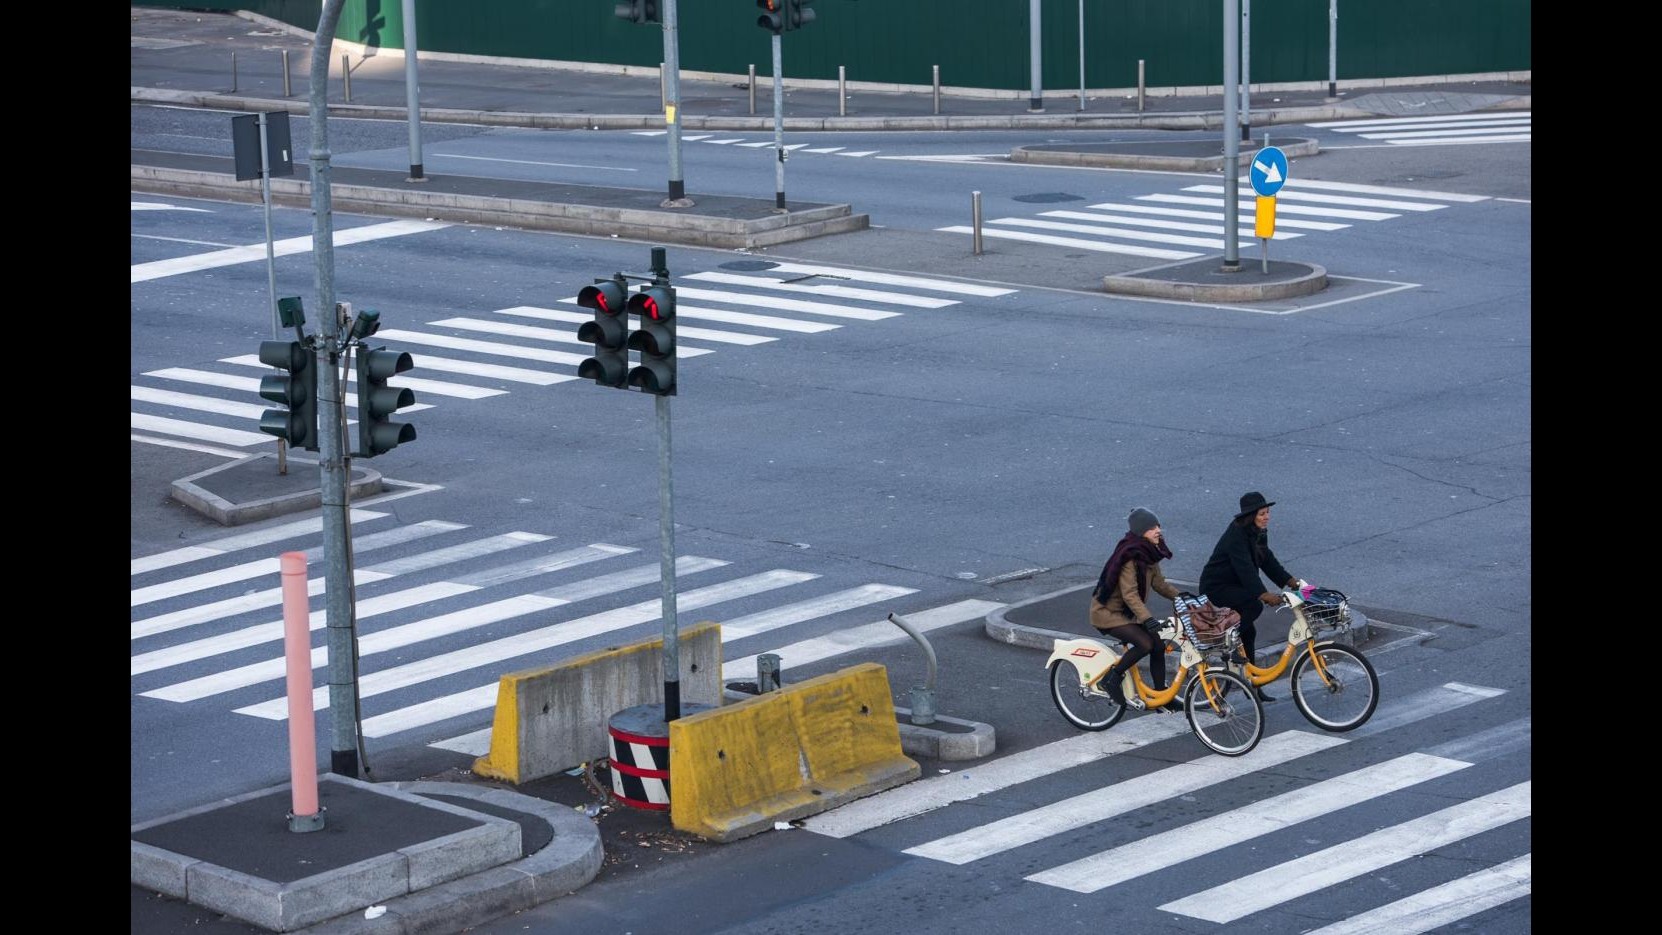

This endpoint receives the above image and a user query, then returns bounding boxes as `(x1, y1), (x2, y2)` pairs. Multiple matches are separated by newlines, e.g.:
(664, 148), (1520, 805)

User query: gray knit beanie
(1128, 508), (1160, 536)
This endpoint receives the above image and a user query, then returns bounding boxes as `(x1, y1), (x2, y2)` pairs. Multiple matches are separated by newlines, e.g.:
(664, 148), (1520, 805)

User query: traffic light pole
(647, 247), (681, 722)
(1221, 0), (1241, 270)
(771, 30), (785, 210)
(661, 0), (691, 207)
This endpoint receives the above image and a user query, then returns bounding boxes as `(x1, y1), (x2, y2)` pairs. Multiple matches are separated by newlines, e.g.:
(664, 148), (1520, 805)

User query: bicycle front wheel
(1290, 642), (1379, 732)
(1185, 669), (1263, 756)
(1049, 659), (1125, 731)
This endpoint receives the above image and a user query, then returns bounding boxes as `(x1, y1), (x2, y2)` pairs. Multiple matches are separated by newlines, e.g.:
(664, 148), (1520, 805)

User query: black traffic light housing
(614, 0), (660, 24)
(756, 0), (785, 32)
(626, 284), (677, 396)
(786, 0), (817, 30)
(355, 347), (417, 457)
(577, 275), (631, 389)
(257, 338), (318, 451)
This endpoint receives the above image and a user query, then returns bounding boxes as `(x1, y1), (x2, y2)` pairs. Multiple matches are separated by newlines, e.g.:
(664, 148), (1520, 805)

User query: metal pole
(258, 111), (286, 475)
(1138, 59), (1145, 113)
(748, 63), (756, 115)
(1077, 0), (1085, 111)
(971, 191), (983, 256)
(932, 65), (941, 115)
(1240, 0), (1251, 141)
(282, 49), (291, 97)
(662, 1), (689, 205)
(838, 65), (846, 117)
(772, 30), (785, 211)
(660, 63), (666, 111)
(1222, 0), (1240, 269)
(1028, 0), (1043, 111)
(655, 343), (680, 723)
(401, 0), (424, 180)
(1328, 0), (1338, 99)
(231, 51), (237, 93)
(311, 0), (356, 779)
(342, 53), (351, 103)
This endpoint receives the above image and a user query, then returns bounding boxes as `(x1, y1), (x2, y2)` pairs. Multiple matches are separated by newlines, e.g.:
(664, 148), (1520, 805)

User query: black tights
(1105, 623), (1167, 691)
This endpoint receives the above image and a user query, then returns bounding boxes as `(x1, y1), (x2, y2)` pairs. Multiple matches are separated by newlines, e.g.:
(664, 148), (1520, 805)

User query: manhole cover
(1013, 192), (1085, 204)
(720, 260), (780, 271)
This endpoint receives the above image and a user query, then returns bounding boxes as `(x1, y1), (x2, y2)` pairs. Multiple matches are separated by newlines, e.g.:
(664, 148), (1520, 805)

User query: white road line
(1357, 126), (1532, 141)
(1137, 194), (1399, 222)
(558, 297), (838, 334)
(804, 715), (1194, 838)
(704, 139), (744, 145)
(764, 262), (1017, 297)
(992, 217), (1231, 250)
(216, 356), (510, 397)
(721, 584), (919, 640)
(724, 598), (1004, 680)
(1299, 854), (1531, 935)
(495, 305), (773, 345)
(1332, 117), (1530, 133)
(432, 153), (636, 172)
(1158, 781), (1532, 923)
(937, 226), (1199, 259)
(833, 150), (879, 157)
(670, 287), (901, 321)
(131, 511), (388, 576)
(1039, 210), (1301, 241)
(1027, 752), (1470, 892)
(902, 731), (1343, 865)
(1186, 184), (1445, 212)
(1351, 682), (1506, 737)
(1305, 112), (1531, 129)
(130, 414), (271, 447)
(131, 386), (267, 420)
(372, 328), (596, 367)
(417, 318), (716, 358)
(736, 141), (775, 148)
(131, 220), (450, 283)
(682, 271), (959, 307)
(238, 569), (819, 722)
(1386, 134), (1532, 146)
(1087, 201), (1350, 231)
(1265, 179), (1489, 202)
(803, 147), (845, 154)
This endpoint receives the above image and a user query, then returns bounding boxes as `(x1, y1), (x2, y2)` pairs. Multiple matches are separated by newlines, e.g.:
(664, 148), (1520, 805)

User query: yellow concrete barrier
(669, 662), (920, 842)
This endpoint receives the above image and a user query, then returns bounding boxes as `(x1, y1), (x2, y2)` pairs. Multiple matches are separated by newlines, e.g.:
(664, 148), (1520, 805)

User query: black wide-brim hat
(1236, 491), (1276, 518)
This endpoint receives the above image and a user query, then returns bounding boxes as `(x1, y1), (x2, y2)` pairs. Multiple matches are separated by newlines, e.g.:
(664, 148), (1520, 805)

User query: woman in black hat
(1198, 492), (1302, 702)
(1088, 508), (1182, 711)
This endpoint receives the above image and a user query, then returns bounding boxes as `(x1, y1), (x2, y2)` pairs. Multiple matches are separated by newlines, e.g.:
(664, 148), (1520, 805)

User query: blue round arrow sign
(1250, 146), (1289, 197)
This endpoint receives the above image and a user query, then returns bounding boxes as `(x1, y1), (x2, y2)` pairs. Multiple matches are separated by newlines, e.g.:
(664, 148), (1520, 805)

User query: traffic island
(170, 452), (382, 526)
(1103, 256), (1328, 303)
(1010, 137), (1318, 172)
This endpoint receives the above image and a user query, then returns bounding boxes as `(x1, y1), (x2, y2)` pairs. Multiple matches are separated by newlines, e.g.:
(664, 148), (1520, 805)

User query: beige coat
(1089, 560), (1179, 633)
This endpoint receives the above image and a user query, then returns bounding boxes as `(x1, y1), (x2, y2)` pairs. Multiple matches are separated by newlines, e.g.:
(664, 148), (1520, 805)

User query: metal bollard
(749, 63), (756, 115)
(932, 65), (941, 115)
(231, 51), (237, 93)
(757, 654), (781, 693)
(887, 613), (938, 725)
(1137, 59), (1145, 113)
(838, 65), (846, 117)
(282, 49), (291, 97)
(971, 191), (984, 256)
(342, 53), (351, 102)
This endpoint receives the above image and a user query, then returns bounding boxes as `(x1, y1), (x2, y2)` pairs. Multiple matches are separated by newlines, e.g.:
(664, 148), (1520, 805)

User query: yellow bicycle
(1047, 614), (1263, 756)
(1223, 586), (1379, 732)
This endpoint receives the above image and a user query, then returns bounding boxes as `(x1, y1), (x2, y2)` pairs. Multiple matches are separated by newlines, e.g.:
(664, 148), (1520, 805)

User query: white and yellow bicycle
(1046, 610), (1263, 757)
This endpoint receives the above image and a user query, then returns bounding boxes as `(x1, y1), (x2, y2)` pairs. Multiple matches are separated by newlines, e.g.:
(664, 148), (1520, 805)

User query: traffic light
(626, 284), (677, 396)
(577, 276), (631, 389)
(786, 0), (816, 30)
(756, 0), (784, 32)
(355, 347), (417, 457)
(257, 339), (318, 451)
(614, 0), (659, 24)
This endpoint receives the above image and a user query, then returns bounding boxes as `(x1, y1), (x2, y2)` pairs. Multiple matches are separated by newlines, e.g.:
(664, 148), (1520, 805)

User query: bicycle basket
(1174, 593), (1240, 648)
(1301, 588), (1350, 631)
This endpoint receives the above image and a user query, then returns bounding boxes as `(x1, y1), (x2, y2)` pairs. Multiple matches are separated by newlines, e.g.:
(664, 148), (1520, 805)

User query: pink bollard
(280, 551), (324, 831)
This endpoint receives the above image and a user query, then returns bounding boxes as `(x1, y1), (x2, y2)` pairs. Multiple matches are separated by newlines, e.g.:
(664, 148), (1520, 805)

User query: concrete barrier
(473, 621), (722, 785)
(669, 663), (920, 843)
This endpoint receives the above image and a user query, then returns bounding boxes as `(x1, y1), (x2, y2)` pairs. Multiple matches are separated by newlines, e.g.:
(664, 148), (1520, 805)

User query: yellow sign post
(1254, 195), (1276, 273)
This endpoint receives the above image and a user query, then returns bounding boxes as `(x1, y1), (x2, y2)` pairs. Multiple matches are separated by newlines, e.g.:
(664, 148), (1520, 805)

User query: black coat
(1199, 520), (1293, 598)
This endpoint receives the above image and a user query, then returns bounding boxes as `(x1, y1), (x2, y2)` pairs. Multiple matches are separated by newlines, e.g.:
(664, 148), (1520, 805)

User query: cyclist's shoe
(1255, 686), (1278, 703)
(1104, 676), (1127, 707)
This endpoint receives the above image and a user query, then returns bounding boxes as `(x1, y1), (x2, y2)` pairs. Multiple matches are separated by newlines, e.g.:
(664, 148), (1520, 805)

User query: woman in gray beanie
(1088, 507), (1181, 710)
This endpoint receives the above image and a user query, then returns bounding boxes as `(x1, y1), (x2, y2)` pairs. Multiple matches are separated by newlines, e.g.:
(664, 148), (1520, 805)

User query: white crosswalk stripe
(1306, 111), (1531, 147)
(1300, 854), (1531, 935)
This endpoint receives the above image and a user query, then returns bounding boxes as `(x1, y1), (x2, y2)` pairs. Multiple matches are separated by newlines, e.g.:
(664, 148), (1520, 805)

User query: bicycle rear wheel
(1290, 642), (1379, 732)
(1185, 669), (1263, 756)
(1049, 659), (1125, 731)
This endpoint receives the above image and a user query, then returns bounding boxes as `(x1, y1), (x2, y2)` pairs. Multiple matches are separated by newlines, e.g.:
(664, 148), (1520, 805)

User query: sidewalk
(131, 6), (1530, 298)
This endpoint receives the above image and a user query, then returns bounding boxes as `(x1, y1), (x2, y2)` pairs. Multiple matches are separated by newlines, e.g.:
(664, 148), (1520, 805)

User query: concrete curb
(1012, 136), (1320, 172)
(1103, 258), (1328, 303)
(170, 453), (382, 526)
(297, 782), (603, 935)
(983, 582), (1370, 652)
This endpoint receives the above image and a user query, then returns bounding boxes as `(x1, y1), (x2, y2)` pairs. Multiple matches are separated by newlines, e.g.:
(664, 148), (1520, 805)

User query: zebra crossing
(1305, 111), (1531, 147)
(131, 510), (1002, 753)
(802, 682), (1529, 930)
(938, 177), (1489, 260)
(129, 263), (1015, 450)
(632, 130), (880, 158)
